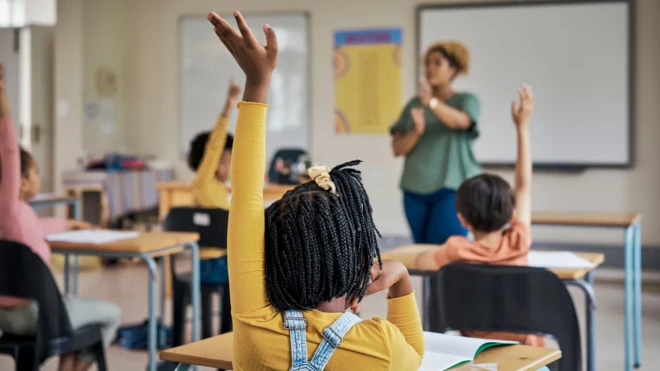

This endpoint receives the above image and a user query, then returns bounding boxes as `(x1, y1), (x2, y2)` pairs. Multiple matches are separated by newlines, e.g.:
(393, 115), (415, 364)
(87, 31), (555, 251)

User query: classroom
(0, 0), (659, 370)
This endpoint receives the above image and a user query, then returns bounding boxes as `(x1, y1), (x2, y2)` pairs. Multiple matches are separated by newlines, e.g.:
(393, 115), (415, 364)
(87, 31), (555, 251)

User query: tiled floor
(1, 262), (658, 371)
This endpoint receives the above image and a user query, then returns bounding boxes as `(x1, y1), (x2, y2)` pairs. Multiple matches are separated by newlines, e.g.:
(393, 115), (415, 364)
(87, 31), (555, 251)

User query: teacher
(390, 41), (481, 244)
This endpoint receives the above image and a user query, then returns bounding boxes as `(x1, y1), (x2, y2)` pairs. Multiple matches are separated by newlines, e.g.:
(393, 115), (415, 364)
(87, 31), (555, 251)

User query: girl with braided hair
(208, 11), (423, 371)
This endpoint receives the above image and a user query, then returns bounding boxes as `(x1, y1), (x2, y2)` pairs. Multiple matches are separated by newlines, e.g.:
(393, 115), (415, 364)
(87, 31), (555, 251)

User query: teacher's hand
(411, 107), (426, 135)
(418, 81), (431, 106)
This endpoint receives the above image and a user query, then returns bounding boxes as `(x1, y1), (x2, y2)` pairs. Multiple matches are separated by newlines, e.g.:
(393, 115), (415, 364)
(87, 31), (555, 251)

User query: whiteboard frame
(416, 0), (635, 170)
(176, 11), (312, 161)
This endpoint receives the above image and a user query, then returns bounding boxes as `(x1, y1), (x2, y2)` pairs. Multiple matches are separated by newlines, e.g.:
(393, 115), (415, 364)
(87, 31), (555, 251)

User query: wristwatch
(429, 97), (440, 109)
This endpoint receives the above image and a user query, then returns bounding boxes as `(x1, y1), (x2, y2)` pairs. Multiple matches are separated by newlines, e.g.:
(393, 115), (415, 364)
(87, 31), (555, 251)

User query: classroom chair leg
(220, 286), (232, 334)
(201, 290), (213, 339)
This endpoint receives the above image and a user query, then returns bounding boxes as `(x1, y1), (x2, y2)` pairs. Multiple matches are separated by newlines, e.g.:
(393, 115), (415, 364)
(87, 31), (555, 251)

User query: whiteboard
(179, 13), (309, 165)
(418, 1), (632, 167)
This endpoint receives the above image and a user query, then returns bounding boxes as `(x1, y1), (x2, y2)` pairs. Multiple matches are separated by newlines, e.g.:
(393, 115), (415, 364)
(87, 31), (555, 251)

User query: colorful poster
(334, 28), (402, 134)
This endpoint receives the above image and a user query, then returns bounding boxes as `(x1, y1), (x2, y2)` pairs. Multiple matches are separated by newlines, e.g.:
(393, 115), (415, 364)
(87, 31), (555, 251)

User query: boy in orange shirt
(416, 84), (542, 346)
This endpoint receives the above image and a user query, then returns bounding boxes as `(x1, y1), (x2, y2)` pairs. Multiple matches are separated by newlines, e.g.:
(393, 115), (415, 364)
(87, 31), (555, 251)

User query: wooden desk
(381, 245), (604, 280)
(160, 332), (561, 371)
(49, 231), (202, 371)
(532, 211), (642, 371)
(155, 181), (295, 219)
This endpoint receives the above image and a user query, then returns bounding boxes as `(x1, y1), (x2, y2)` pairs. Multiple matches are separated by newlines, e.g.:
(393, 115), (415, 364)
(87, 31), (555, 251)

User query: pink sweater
(0, 117), (67, 306)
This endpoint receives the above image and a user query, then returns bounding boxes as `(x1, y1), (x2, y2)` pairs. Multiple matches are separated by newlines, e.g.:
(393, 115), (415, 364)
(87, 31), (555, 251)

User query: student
(416, 84), (542, 346)
(0, 63), (122, 371)
(188, 80), (242, 209)
(208, 11), (424, 370)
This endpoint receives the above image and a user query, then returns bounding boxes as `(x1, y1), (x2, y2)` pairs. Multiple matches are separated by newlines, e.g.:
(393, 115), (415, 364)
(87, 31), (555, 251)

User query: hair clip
(308, 165), (338, 196)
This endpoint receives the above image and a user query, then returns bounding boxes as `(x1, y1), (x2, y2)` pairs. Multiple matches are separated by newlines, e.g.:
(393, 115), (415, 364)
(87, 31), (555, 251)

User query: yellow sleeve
(227, 102), (270, 315)
(382, 292), (425, 367)
(192, 116), (230, 208)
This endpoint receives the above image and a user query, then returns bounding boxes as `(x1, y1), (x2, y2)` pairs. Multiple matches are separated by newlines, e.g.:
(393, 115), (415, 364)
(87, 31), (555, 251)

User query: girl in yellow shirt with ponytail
(208, 11), (424, 371)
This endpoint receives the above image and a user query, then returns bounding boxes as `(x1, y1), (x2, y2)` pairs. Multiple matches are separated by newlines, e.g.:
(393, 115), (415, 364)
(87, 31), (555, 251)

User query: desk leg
(624, 225), (634, 371)
(174, 364), (192, 371)
(565, 279), (596, 371)
(422, 276), (431, 331)
(190, 242), (201, 343)
(633, 223), (642, 368)
(64, 253), (71, 294)
(160, 257), (166, 325)
(142, 255), (159, 371)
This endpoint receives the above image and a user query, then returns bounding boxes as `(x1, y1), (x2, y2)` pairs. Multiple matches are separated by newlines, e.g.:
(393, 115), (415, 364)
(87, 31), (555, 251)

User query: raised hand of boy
(511, 84), (534, 127)
(511, 84), (534, 226)
(208, 11), (278, 103)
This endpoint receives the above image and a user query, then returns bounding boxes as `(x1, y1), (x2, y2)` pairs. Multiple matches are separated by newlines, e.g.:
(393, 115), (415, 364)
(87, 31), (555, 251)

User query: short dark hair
(455, 173), (515, 233)
(187, 132), (234, 171)
(264, 160), (382, 311)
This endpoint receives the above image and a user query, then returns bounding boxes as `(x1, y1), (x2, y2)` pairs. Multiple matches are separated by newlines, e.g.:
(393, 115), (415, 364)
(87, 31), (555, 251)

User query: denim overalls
(283, 310), (362, 370)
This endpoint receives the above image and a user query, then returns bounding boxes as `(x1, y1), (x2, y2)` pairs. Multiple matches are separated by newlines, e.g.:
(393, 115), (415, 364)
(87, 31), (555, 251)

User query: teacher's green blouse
(390, 93), (482, 194)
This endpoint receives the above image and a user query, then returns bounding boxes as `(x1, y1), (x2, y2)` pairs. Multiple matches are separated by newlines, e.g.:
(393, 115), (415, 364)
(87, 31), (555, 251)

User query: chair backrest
(0, 240), (73, 359)
(162, 207), (228, 248)
(268, 148), (308, 183)
(432, 263), (581, 371)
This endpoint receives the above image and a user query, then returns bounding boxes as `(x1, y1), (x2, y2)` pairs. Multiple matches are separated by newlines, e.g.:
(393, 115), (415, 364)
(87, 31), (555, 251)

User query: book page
(46, 230), (140, 244)
(424, 332), (517, 360)
(419, 351), (469, 371)
(528, 251), (595, 269)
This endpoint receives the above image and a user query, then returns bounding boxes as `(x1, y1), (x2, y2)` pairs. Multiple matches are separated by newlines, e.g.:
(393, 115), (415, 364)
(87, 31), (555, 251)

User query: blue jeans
(403, 188), (467, 244)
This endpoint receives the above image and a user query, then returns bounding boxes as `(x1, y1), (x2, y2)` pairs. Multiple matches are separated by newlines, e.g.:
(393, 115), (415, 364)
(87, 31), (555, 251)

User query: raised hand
(410, 107), (426, 135)
(226, 78), (242, 103)
(208, 11), (278, 103)
(511, 84), (534, 127)
(0, 62), (10, 118)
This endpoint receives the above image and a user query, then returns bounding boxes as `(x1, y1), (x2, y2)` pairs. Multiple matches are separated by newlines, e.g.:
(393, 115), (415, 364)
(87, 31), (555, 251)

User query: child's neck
(316, 297), (348, 313)
(472, 230), (504, 248)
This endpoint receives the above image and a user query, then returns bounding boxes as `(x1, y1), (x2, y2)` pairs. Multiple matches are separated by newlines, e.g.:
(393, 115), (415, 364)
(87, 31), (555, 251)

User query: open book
(419, 332), (517, 370)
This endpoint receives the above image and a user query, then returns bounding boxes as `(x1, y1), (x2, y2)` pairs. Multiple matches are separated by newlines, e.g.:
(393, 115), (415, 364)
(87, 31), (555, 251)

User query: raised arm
(0, 62), (20, 218)
(511, 85), (534, 226)
(192, 81), (241, 207)
(208, 11), (278, 314)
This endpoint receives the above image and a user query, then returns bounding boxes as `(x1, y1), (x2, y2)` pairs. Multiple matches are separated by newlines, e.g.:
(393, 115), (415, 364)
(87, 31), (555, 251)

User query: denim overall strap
(284, 310), (308, 368)
(308, 311), (363, 370)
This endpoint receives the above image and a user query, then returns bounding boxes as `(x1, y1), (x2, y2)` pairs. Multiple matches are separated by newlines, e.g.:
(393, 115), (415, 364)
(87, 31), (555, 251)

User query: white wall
(53, 0), (660, 246)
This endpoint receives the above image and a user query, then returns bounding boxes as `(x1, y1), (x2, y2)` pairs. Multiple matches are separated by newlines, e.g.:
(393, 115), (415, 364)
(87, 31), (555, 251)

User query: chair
(431, 263), (582, 371)
(268, 148), (308, 184)
(163, 207), (231, 347)
(0, 240), (107, 371)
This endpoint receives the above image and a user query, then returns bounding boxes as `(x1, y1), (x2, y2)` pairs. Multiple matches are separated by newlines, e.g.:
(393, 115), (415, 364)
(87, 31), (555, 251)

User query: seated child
(0, 62), (122, 371)
(208, 11), (424, 370)
(188, 79), (242, 209)
(416, 84), (543, 347)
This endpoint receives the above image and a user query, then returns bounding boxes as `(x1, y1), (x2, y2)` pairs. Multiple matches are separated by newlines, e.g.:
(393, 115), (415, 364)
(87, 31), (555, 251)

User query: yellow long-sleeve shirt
(228, 102), (425, 371)
(192, 115), (230, 209)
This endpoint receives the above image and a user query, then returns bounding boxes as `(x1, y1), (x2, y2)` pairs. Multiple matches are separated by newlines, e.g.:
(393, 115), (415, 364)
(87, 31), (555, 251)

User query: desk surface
(160, 332), (561, 371)
(381, 245), (604, 281)
(49, 232), (199, 254)
(30, 193), (77, 205)
(532, 211), (641, 227)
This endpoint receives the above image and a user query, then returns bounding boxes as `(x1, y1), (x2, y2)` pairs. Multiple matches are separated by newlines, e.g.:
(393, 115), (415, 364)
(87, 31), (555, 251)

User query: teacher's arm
(424, 92), (481, 131)
(392, 132), (421, 157)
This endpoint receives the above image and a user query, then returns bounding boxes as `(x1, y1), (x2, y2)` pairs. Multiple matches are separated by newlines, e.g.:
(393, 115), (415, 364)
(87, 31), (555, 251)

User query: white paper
(420, 332), (517, 371)
(46, 230), (140, 244)
(528, 251), (595, 269)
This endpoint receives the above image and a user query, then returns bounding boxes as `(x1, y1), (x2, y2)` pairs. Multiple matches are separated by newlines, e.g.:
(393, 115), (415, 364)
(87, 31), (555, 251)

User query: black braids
(263, 160), (382, 310)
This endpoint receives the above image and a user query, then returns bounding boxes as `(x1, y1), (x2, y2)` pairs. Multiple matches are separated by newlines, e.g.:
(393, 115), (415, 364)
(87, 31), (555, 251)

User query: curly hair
(264, 160), (382, 311)
(425, 41), (470, 76)
(187, 131), (234, 171)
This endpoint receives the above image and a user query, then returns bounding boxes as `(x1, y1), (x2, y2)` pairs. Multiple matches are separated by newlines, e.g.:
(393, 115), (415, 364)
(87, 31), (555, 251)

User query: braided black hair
(264, 160), (382, 311)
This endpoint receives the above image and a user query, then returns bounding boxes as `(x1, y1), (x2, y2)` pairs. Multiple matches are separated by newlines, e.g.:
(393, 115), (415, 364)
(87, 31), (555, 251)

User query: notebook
(419, 332), (517, 371)
(528, 251), (595, 269)
(46, 230), (140, 244)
